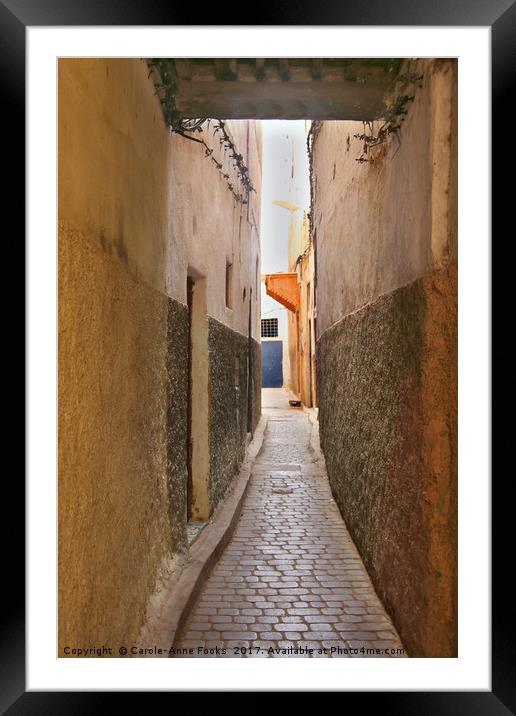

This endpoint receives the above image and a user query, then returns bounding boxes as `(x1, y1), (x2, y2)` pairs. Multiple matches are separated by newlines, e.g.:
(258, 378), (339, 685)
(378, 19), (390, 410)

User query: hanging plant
(147, 60), (255, 205)
(354, 64), (424, 163)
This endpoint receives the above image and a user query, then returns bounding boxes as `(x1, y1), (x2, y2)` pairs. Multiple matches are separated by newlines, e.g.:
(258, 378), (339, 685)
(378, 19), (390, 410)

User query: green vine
(147, 59), (255, 205)
(354, 68), (424, 163)
(306, 120), (322, 241)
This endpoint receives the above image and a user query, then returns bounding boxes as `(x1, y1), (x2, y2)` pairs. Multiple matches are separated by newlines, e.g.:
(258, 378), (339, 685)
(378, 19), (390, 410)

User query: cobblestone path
(174, 389), (407, 658)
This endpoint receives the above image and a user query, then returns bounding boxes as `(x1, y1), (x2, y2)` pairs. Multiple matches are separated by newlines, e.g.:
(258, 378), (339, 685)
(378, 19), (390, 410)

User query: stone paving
(174, 388), (407, 658)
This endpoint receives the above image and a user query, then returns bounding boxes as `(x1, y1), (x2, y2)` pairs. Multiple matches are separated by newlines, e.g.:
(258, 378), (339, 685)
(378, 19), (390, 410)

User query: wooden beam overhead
(175, 79), (392, 120)
(167, 59), (401, 120)
(278, 59), (290, 82)
(312, 59), (323, 81)
(255, 58), (266, 81)
(214, 59), (237, 81)
(173, 59), (191, 81)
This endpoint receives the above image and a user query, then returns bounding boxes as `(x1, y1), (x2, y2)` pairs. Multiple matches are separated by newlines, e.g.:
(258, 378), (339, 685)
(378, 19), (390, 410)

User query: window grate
(261, 318), (278, 338)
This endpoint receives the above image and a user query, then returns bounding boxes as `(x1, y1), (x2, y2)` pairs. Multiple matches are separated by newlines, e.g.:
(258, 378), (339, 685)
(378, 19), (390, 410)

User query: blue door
(262, 340), (283, 388)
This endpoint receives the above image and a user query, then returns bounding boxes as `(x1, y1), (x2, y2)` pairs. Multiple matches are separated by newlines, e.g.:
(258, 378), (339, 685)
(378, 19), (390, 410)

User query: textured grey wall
(59, 58), (263, 656)
(166, 307), (262, 535)
(250, 338), (262, 434)
(313, 60), (457, 657)
(208, 318), (261, 511)
(317, 264), (457, 657)
(166, 298), (189, 553)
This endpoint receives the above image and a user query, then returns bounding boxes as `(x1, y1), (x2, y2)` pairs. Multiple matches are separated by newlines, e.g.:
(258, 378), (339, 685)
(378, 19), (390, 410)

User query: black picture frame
(10, 0), (508, 709)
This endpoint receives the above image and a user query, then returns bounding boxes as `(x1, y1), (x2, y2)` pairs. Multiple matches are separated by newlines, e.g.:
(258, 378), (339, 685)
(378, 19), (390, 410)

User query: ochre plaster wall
(312, 60), (457, 337)
(58, 59), (262, 654)
(313, 59), (457, 657)
(58, 226), (173, 652)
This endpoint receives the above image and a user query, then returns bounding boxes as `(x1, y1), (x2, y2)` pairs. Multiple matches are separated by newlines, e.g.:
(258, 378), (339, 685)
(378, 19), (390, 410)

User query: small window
(225, 262), (233, 309)
(261, 318), (278, 338)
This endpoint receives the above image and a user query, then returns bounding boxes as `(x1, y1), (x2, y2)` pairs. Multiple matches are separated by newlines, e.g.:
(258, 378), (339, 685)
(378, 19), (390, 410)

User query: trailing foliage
(306, 120), (322, 241)
(354, 67), (424, 163)
(148, 59), (255, 205)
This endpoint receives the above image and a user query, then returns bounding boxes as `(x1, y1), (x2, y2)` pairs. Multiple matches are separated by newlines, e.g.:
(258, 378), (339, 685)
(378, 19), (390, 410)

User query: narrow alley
(174, 389), (405, 658)
(58, 57), (457, 662)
